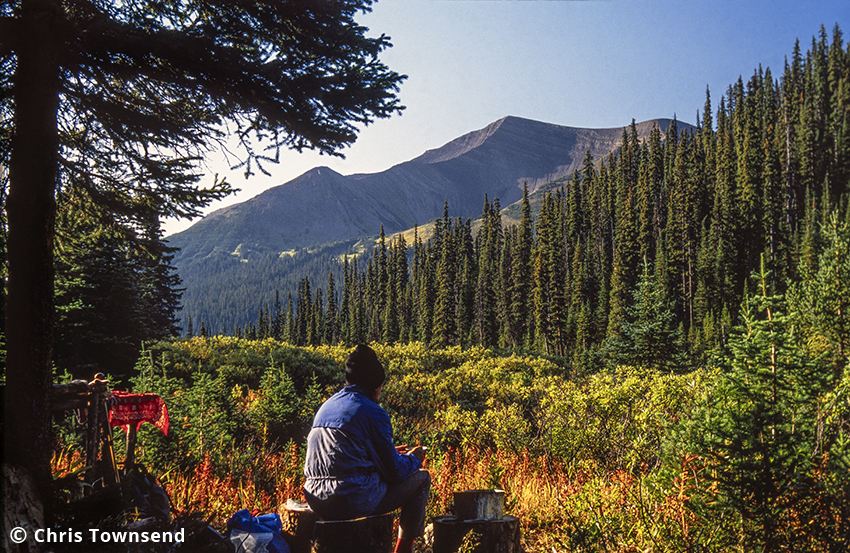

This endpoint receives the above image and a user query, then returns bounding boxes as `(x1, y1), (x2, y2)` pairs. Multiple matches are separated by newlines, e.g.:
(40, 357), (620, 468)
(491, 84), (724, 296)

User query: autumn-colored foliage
(51, 337), (848, 550)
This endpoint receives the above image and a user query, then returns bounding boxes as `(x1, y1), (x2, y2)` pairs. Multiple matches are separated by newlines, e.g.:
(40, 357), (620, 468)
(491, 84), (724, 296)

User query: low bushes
(59, 335), (846, 551)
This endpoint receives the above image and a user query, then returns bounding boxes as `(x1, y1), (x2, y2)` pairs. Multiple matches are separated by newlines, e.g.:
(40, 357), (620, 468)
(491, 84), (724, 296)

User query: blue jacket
(303, 385), (421, 518)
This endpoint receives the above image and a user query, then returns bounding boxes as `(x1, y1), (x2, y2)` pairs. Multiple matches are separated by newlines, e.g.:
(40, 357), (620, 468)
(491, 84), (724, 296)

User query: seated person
(304, 344), (430, 553)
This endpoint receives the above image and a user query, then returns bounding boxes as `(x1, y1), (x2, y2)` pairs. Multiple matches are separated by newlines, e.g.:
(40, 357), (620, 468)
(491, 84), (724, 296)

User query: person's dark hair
(345, 344), (386, 392)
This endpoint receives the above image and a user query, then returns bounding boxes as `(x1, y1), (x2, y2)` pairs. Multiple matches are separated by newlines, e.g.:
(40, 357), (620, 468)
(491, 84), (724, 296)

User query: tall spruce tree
(340, 257), (353, 343)
(1, 0), (405, 504)
(507, 183), (533, 348)
(475, 198), (501, 347)
(456, 219), (476, 348)
(285, 292), (295, 344)
(433, 216), (458, 348)
(296, 276), (311, 346)
(607, 131), (640, 339)
(410, 226), (425, 342)
(381, 235), (404, 343)
(637, 124), (662, 266)
(272, 291), (282, 340)
(309, 287), (324, 346)
(417, 239), (436, 345)
(533, 192), (567, 355)
(325, 272), (338, 345)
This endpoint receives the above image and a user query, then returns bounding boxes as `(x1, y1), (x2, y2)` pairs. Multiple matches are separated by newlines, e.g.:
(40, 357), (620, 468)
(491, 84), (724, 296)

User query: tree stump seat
(280, 502), (394, 553)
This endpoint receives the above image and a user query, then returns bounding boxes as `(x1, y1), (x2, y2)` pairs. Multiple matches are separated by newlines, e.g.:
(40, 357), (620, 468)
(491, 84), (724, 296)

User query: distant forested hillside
(177, 241), (355, 336)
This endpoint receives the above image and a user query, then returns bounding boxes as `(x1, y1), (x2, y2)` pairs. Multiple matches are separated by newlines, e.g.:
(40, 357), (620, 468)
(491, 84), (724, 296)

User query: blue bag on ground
(226, 509), (290, 553)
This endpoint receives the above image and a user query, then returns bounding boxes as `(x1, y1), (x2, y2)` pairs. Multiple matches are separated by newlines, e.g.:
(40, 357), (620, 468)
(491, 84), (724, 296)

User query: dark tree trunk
(5, 0), (62, 509)
(310, 513), (394, 553)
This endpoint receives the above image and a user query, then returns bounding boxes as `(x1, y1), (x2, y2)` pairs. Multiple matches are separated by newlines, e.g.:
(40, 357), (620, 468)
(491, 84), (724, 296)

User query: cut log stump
(311, 513), (394, 553)
(279, 501), (318, 553)
(453, 489), (505, 521)
(432, 515), (521, 553)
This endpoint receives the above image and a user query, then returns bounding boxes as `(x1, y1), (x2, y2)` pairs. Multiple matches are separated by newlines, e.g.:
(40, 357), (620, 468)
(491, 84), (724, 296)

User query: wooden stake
(125, 425), (138, 471)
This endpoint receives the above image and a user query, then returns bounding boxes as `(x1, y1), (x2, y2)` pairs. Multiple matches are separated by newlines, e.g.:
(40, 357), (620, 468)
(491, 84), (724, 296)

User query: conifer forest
(228, 26), (850, 374)
(10, 20), (850, 553)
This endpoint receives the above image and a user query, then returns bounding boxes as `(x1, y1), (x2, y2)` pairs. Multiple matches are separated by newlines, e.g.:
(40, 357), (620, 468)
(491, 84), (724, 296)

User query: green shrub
(540, 366), (709, 472)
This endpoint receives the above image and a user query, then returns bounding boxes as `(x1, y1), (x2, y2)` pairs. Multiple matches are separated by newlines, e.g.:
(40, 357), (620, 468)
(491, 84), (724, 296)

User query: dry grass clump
(161, 441), (305, 525)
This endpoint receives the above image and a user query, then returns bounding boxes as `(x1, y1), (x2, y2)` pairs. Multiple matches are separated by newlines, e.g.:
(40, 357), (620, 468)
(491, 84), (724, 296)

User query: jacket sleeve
(364, 407), (422, 483)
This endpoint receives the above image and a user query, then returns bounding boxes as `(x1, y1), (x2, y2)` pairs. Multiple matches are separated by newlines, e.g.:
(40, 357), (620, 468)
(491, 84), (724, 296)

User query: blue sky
(164, 0), (850, 236)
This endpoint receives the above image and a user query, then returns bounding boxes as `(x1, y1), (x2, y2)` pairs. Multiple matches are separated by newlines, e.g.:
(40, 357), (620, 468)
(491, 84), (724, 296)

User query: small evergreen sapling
(603, 257), (690, 372)
(669, 257), (848, 551)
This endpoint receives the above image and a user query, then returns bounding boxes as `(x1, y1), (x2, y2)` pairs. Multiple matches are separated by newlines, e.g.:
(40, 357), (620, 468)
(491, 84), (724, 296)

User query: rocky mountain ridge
(167, 116), (680, 263)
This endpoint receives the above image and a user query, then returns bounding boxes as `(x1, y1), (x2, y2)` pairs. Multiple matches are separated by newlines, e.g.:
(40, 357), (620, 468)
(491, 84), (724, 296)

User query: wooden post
(84, 391), (101, 488)
(311, 513), (394, 553)
(99, 401), (119, 486)
(432, 515), (521, 553)
(279, 501), (318, 553)
(125, 425), (138, 471)
(82, 376), (110, 489)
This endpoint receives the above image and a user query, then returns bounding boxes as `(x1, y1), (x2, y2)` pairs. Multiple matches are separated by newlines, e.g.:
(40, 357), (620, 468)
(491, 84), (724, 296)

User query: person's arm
(366, 409), (422, 482)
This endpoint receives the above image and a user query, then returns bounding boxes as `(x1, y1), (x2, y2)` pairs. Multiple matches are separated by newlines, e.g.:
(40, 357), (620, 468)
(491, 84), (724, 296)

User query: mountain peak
(412, 116), (519, 164)
(287, 165), (343, 184)
(305, 165), (341, 177)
